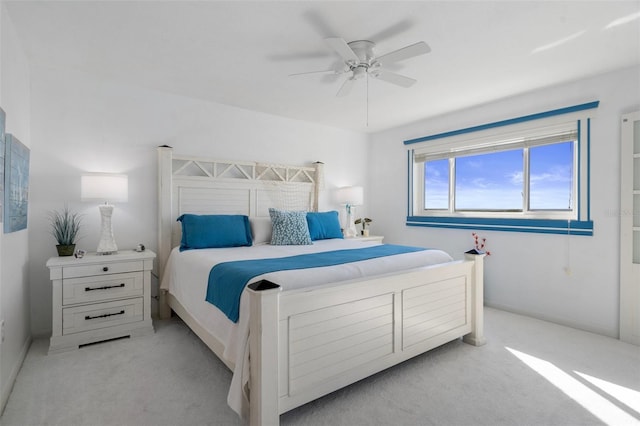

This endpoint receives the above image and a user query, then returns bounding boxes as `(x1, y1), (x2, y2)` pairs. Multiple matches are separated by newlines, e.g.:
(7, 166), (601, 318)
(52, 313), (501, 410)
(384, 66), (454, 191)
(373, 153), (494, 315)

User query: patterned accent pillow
(269, 208), (312, 245)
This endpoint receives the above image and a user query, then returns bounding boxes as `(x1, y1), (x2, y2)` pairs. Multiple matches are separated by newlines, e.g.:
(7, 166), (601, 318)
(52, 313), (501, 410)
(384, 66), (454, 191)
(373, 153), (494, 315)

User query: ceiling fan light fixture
(352, 66), (367, 80)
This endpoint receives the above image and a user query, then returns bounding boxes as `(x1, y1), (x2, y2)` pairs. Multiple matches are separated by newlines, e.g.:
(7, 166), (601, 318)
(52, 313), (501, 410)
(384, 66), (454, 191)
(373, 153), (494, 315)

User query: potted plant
(354, 217), (372, 237)
(49, 206), (82, 256)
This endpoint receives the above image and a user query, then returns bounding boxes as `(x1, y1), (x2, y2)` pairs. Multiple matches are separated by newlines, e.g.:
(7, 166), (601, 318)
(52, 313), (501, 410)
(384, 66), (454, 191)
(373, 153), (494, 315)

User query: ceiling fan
(291, 37), (431, 97)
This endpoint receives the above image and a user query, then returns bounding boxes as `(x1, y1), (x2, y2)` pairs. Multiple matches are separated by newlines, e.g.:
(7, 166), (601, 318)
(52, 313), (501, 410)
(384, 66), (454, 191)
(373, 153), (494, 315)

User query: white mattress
(160, 239), (453, 416)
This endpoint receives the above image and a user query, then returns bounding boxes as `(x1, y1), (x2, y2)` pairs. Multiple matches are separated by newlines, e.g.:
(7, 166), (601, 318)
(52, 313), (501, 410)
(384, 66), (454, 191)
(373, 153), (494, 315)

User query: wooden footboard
(247, 253), (485, 426)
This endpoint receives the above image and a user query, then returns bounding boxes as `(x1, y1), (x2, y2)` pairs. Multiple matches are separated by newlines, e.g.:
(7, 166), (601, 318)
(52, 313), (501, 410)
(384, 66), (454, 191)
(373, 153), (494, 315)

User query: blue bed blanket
(205, 244), (427, 322)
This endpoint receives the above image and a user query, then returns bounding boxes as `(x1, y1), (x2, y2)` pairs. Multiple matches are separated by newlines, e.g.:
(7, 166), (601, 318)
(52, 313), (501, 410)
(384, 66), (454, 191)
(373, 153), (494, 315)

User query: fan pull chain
(366, 73), (369, 127)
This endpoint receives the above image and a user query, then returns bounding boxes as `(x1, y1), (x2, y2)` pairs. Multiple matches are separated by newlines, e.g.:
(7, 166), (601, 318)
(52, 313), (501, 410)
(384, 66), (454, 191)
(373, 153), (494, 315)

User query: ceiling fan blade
(376, 41), (431, 65)
(321, 73), (341, 84)
(268, 51), (332, 61)
(325, 37), (360, 62)
(373, 70), (416, 88)
(336, 78), (356, 97)
(303, 10), (339, 39)
(289, 69), (338, 77)
(367, 19), (414, 43)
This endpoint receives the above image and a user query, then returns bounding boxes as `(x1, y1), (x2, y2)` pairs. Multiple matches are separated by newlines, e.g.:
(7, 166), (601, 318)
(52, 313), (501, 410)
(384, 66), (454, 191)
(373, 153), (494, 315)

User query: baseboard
(0, 335), (32, 416)
(484, 301), (616, 339)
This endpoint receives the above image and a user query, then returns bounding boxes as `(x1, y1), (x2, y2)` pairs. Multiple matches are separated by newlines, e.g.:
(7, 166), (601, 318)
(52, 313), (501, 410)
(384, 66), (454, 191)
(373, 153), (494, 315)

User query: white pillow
(250, 217), (273, 245)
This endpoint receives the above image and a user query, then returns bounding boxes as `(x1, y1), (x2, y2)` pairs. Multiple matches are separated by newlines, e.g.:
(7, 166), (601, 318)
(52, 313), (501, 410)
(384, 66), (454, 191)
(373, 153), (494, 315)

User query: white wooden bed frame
(157, 146), (485, 426)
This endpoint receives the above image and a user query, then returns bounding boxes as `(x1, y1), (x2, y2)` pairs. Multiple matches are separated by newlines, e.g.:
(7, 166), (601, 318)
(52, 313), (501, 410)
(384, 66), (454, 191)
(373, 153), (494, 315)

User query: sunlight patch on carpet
(575, 371), (640, 416)
(506, 347), (640, 426)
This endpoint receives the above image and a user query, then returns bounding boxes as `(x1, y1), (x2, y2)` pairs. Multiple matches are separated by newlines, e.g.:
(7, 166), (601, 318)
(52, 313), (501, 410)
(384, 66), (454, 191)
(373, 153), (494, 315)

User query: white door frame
(620, 111), (640, 345)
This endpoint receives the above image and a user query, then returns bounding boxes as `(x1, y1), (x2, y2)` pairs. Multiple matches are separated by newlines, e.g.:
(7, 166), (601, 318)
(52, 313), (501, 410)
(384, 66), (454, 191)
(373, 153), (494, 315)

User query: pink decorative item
(471, 232), (491, 256)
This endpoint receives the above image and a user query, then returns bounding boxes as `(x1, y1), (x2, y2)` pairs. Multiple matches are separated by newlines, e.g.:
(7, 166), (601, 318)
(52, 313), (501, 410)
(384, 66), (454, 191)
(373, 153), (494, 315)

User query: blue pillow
(306, 211), (343, 240)
(177, 214), (252, 251)
(269, 208), (312, 245)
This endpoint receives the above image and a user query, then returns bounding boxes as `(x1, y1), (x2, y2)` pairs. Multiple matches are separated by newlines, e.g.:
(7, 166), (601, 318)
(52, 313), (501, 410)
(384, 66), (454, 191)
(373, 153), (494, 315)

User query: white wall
(27, 65), (370, 337)
(0, 1), (31, 412)
(369, 66), (640, 337)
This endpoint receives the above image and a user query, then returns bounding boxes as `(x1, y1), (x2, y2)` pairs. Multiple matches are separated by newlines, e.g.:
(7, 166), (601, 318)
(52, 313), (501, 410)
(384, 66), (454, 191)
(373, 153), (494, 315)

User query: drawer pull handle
(85, 310), (125, 321)
(102, 267), (109, 272)
(85, 283), (125, 292)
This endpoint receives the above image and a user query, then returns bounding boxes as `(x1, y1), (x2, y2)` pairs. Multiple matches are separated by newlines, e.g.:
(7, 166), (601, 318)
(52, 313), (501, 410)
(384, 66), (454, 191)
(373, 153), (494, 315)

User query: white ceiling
(5, 1), (640, 133)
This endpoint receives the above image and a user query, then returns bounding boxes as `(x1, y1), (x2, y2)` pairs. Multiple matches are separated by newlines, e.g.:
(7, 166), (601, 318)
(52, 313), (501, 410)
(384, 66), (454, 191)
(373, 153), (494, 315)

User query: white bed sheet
(160, 239), (453, 416)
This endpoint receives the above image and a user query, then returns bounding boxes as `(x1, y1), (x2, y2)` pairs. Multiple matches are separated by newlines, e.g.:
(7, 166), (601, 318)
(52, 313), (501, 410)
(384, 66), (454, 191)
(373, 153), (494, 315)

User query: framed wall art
(0, 108), (5, 224)
(4, 133), (29, 233)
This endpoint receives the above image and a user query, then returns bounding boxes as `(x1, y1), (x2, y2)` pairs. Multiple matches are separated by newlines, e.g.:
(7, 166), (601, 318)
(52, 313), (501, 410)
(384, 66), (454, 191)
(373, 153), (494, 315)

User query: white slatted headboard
(157, 146), (324, 284)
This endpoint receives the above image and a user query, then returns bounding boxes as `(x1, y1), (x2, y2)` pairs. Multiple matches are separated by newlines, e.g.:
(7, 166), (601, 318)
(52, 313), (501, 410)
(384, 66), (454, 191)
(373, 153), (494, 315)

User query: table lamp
(81, 173), (128, 254)
(336, 186), (363, 238)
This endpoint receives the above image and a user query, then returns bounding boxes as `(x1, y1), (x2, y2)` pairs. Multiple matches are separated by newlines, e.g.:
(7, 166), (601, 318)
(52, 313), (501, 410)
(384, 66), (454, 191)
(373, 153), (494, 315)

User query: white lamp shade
(81, 174), (128, 203)
(336, 186), (364, 206)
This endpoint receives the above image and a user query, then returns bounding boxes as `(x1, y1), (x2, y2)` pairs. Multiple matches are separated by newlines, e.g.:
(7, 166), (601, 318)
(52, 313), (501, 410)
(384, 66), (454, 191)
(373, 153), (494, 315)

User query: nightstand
(350, 235), (384, 243)
(46, 250), (156, 354)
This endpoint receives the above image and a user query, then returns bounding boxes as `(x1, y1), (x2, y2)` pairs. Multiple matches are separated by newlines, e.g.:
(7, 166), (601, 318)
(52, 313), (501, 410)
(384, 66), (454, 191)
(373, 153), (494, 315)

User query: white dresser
(46, 250), (156, 354)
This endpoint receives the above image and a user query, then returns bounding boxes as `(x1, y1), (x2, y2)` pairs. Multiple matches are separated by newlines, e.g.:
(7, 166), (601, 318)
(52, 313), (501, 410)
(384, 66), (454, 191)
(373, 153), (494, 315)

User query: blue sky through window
(424, 159), (448, 209)
(529, 141), (573, 210)
(455, 149), (523, 210)
(424, 141), (574, 211)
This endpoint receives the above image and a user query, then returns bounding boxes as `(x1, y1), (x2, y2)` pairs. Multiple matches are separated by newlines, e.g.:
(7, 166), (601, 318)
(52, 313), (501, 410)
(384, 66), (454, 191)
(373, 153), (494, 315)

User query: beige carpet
(2, 308), (639, 426)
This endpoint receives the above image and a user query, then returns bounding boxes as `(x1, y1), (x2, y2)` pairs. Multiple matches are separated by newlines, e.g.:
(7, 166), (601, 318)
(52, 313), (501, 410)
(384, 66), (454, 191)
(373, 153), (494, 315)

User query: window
(422, 139), (576, 215)
(405, 102), (598, 235)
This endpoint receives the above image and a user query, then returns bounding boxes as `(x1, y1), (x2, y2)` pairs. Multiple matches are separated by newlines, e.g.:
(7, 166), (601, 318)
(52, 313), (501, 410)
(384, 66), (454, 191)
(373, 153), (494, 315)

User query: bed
(157, 146), (485, 426)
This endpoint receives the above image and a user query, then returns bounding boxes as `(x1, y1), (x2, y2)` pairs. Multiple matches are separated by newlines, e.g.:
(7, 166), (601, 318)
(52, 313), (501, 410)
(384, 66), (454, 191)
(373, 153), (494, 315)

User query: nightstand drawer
(62, 260), (144, 279)
(62, 298), (143, 335)
(62, 272), (143, 306)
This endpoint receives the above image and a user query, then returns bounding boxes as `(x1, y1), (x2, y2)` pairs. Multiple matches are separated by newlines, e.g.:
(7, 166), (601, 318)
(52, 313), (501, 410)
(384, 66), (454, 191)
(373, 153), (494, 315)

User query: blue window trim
(587, 118), (591, 221)
(406, 216), (594, 236)
(405, 101), (598, 236)
(403, 101), (599, 145)
(577, 119), (582, 220)
(407, 150), (413, 217)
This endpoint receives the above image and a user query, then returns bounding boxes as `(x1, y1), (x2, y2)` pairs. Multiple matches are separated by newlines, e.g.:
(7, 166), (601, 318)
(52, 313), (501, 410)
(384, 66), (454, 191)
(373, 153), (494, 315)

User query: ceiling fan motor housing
(347, 40), (380, 78)
(347, 40), (376, 62)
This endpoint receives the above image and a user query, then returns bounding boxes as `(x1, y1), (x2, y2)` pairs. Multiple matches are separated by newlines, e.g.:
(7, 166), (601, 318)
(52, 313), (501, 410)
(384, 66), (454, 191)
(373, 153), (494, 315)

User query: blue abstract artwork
(4, 133), (29, 233)
(0, 108), (5, 224)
